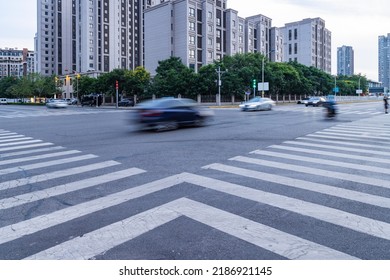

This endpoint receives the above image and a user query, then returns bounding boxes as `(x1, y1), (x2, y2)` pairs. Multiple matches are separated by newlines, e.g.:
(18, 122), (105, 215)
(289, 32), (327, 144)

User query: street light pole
(215, 66), (226, 106)
(261, 50), (275, 98)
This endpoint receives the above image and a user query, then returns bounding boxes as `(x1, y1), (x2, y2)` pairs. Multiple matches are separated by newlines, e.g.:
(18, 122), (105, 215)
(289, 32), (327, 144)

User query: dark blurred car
(81, 94), (102, 106)
(65, 98), (78, 105)
(132, 98), (214, 131)
(118, 98), (134, 107)
(305, 97), (326, 107)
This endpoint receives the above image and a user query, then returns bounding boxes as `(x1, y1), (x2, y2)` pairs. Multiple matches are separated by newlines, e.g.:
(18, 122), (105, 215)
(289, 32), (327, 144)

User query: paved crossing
(1, 114), (390, 259)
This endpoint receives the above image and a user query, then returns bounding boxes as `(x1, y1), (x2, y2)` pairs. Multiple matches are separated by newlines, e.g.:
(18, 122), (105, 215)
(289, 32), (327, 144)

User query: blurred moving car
(46, 99), (68, 108)
(305, 97), (326, 107)
(118, 98), (134, 107)
(239, 97), (275, 111)
(81, 94), (102, 106)
(65, 98), (78, 105)
(297, 97), (310, 104)
(132, 98), (214, 131)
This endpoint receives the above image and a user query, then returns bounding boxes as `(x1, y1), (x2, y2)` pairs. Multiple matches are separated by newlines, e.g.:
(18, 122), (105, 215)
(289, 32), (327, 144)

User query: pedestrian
(384, 94), (389, 114)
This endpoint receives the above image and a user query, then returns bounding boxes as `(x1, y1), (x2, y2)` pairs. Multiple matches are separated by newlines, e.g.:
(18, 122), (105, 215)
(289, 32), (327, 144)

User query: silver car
(239, 97), (275, 111)
(46, 99), (68, 108)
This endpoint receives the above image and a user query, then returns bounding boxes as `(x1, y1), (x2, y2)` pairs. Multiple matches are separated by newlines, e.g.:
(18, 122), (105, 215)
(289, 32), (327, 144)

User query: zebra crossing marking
(0, 146), (65, 158)
(0, 154), (98, 176)
(250, 150), (390, 175)
(0, 160), (121, 192)
(0, 175), (184, 245)
(0, 142), (54, 152)
(0, 149), (81, 166)
(25, 197), (357, 260)
(195, 168), (390, 241)
(0, 167), (145, 210)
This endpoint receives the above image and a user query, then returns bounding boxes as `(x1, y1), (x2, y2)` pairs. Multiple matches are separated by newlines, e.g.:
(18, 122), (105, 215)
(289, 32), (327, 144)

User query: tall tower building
(337, 45), (354, 76)
(144, 0), (228, 75)
(281, 18), (331, 74)
(379, 34), (390, 89)
(36, 0), (146, 76)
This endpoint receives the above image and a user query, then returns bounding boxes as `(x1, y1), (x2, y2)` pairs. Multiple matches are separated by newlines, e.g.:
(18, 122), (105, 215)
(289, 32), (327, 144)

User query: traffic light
(252, 79), (257, 88)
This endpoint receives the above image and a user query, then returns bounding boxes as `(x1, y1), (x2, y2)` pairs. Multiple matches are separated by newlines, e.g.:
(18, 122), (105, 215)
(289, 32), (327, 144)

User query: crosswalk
(275, 103), (384, 115)
(1, 114), (390, 260)
(0, 107), (119, 119)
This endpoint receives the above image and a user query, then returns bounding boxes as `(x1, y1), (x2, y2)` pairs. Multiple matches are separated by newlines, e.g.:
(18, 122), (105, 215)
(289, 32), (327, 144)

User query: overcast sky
(0, 0), (388, 80)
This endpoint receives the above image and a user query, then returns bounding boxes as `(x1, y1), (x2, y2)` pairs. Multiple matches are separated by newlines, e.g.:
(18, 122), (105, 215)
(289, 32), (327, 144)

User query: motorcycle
(323, 101), (337, 118)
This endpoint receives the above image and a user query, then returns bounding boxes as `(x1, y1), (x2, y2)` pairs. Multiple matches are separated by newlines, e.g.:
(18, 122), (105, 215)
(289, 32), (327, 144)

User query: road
(1, 101), (390, 260)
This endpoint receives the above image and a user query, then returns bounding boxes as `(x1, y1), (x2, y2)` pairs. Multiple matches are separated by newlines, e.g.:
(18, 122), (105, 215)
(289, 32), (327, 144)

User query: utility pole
(215, 66), (226, 106)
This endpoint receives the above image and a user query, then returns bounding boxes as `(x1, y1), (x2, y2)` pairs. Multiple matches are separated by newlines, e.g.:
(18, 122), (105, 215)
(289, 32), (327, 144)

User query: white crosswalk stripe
(2, 114), (390, 259)
(0, 108), (120, 119)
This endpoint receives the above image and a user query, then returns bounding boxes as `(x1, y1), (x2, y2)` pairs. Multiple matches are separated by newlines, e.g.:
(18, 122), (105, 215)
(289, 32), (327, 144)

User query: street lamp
(216, 66), (227, 106)
(261, 50), (275, 98)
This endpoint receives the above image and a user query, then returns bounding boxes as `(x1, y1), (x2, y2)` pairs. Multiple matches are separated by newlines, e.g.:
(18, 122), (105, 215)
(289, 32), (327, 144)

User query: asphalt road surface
(1, 101), (390, 260)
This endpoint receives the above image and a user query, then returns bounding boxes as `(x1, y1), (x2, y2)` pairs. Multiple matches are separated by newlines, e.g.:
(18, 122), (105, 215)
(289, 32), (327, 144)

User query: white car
(239, 97), (275, 111)
(46, 99), (68, 108)
(0, 98), (7, 105)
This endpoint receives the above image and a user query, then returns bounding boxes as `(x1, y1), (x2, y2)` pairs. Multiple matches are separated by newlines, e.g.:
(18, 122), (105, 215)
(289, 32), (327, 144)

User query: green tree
(150, 57), (197, 98)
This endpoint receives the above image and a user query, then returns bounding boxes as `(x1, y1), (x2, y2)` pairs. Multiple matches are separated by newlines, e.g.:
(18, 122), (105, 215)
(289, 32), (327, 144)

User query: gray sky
(0, 0), (388, 80)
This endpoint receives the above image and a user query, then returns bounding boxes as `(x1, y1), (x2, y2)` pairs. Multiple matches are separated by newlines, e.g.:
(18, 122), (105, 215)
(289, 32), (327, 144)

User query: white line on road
(0, 168), (146, 209)
(25, 197), (357, 260)
(0, 150), (81, 166)
(0, 154), (98, 176)
(232, 156), (390, 189)
(196, 167), (390, 241)
(0, 160), (121, 191)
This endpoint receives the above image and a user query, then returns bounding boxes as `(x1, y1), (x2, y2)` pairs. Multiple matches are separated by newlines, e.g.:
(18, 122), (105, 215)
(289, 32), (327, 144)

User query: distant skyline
(0, 0), (388, 81)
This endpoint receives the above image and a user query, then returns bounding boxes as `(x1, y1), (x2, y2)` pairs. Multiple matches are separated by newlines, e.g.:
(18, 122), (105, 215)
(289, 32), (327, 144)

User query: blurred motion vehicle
(0, 98), (7, 105)
(132, 98), (214, 131)
(65, 98), (78, 105)
(118, 98), (134, 107)
(297, 97), (310, 104)
(81, 94), (102, 107)
(46, 99), (68, 108)
(239, 97), (275, 111)
(305, 97), (326, 107)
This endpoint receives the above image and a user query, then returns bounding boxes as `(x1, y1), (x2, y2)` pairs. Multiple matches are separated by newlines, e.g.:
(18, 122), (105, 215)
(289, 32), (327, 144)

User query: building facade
(337, 45), (354, 76)
(144, 0), (284, 75)
(281, 18), (331, 74)
(0, 48), (35, 79)
(36, 0), (147, 77)
(378, 34), (390, 89)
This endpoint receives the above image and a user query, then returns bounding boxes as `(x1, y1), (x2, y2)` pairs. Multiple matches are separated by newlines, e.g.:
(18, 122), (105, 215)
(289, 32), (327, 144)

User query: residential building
(36, 0), (147, 77)
(378, 34), (390, 89)
(281, 18), (331, 74)
(0, 48), (35, 79)
(144, 0), (228, 75)
(337, 45), (354, 76)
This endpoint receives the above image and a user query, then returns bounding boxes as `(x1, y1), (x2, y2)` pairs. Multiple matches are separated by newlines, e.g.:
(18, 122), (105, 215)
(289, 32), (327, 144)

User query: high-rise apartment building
(0, 48), (35, 79)
(281, 18), (331, 74)
(144, 0), (228, 75)
(378, 34), (390, 89)
(337, 45), (354, 76)
(144, 0), (283, 75)
(36, 0), (147, 76)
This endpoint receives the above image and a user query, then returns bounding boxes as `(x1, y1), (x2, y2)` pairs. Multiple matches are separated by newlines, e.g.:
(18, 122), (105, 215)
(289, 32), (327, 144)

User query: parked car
(46, 99), (68, 108)
(239, 97), (275, 111)
(305, 97), (326, 107)
(132, 98), (214, 131)
(118, 98), (134, 107)
(297, 97), (310, 104)
(0, 98), (7, 105)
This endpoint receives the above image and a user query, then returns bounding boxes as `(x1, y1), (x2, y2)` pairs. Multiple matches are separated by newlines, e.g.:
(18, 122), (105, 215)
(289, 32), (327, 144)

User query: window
(189, 49), (195, 58)
(294, 28), (298, 40)
(208, 38), (213, 45)
(208, 11), (212, 19)
(208, 51), (213, 59)
(189, 7), (195, 17)
(189, 35), (195, 45)
(189, 22), (195, 31)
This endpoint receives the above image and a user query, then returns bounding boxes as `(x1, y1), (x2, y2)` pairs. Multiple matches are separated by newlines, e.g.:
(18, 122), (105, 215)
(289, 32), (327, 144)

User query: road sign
(258, 82), (269, 91)
(333, 87), (339, 93)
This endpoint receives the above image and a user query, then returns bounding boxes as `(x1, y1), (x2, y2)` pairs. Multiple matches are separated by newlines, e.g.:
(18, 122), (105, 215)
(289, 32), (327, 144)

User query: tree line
(0, 53), (368, 102)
